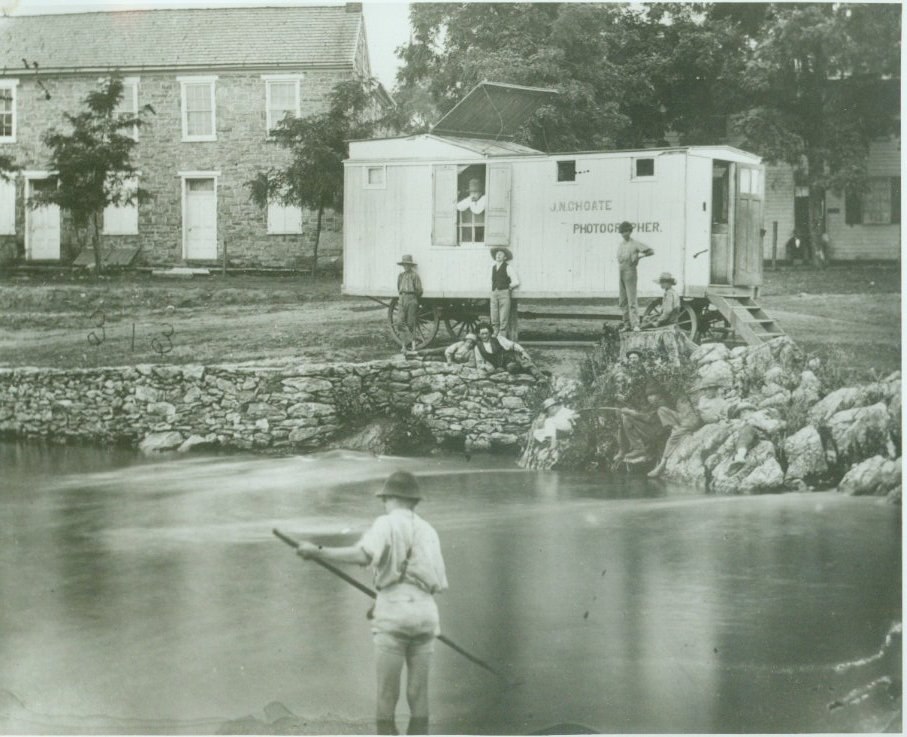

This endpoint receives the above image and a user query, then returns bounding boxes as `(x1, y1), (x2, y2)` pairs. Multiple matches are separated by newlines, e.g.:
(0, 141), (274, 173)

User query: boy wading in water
(296, 471), (448, 735)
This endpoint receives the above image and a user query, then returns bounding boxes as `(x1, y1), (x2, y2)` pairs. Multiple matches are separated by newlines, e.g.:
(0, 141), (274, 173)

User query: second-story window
(0, 80), (18, 143)
(114, 77), (140, 141)
(179, 76), (217, 142)
(264, 76), (302, 133)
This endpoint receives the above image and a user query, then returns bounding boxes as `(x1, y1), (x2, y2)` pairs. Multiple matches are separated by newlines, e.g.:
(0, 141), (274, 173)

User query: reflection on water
(0, 442), (901, 734)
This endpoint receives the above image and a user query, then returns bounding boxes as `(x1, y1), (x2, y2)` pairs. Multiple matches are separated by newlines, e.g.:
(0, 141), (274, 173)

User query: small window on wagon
(556, 160), (576, 183)
(364, 165), (386, 189)
(633, 157), (655, 179)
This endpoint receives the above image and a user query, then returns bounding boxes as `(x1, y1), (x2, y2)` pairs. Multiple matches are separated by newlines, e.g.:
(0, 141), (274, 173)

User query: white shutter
(485, 163), (511, 246)
(0, 178), (15, 235)
(431, 164), (458, 246)
(267, 202), (303, 234)
(103, 178), (139, 235)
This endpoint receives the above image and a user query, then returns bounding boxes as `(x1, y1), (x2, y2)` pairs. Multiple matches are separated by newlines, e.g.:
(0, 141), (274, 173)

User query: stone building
(0, 3), (384, 269)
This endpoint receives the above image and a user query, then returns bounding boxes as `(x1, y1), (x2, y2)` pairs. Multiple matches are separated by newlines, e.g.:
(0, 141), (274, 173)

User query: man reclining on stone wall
(473, 323), (545, 381)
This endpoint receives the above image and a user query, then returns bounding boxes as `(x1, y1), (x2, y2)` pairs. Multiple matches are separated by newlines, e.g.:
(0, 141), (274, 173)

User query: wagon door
(733, 165), (763, 286)
(710, 161), (733, 284)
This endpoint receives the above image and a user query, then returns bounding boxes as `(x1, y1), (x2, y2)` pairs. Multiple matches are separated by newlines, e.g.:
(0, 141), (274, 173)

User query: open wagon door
(733, 165), (763, 287)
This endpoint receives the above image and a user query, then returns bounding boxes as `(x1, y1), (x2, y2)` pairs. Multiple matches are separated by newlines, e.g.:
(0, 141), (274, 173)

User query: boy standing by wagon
(396, 255), (423, 353)
(296, 471), (448, 736)
(615, 221), (654, 332)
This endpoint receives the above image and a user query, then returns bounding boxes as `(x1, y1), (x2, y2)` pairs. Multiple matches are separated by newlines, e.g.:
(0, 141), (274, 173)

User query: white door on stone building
(26, 178), (61, 261)
(183, 177), (217, 260)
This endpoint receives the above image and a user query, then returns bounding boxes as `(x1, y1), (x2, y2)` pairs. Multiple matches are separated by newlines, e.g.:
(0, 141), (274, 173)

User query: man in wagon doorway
(615, 221), (654, 332)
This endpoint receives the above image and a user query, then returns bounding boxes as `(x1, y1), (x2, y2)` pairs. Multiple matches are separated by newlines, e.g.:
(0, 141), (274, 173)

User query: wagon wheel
(387, 298), (440, 349)
(642, 298), (700, 343)
(444, 299), (488, 340)
(698, 304), (731, 341)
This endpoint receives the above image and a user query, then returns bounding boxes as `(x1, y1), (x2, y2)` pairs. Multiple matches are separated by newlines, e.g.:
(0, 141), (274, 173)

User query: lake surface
(0, 442), (901, 734)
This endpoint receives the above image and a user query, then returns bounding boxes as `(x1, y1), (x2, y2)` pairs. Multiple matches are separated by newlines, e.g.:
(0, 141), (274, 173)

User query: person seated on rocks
(725, 400), (786, 475)
(647, 392), (702, 478)
(641, 272), (681, 329)
(474, 322), (545, 381)
(613, 386), (668, 465)
(532, 397), (578, 449)
(444, 333), (478, 367)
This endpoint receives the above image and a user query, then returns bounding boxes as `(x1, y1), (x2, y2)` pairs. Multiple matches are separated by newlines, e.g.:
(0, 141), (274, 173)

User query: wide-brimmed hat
(490, 247), (513, 261)
(376, 470), (422, 500)
(464, 333), (477, 342)
(618, 221), (634, 233)
(397, 254), (417, 266)
(542, 398), (559, 410)
(654, 272), (677, 285)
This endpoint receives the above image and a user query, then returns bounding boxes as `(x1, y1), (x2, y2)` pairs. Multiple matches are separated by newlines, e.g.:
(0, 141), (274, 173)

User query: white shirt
(457, 194), (487, 215)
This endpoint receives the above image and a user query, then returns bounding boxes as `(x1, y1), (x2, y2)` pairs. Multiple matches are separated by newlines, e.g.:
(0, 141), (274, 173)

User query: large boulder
(827, 402), (894, 464)
(663, 421), (737, 488)
(690, 342), (730, 366)
(791, 369), (822, 407)
(694, 359), (734, 391)
(710, 439), (785, 494)
(837, 455), (901, 497)
(139, 431), (184, 454)
(783, 425), (828, 484)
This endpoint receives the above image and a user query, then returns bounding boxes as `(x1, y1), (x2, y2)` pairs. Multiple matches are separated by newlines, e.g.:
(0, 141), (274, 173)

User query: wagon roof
(548, 144), (762, 163)
(430, 81), (559, 141)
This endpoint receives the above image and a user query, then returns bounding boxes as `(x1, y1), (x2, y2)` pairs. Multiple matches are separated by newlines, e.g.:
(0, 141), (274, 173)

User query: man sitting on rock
(725, 400), (786, 475)
(532, 397), (578, 449)
(444, 333), (477, 367)
(474, 323), (545, 381)
(648, 392), (702, 478)
(613, 386), (668, 465)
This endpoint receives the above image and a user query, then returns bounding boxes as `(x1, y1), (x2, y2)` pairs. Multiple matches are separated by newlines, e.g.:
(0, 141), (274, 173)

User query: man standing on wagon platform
(615, 221), (654, 332)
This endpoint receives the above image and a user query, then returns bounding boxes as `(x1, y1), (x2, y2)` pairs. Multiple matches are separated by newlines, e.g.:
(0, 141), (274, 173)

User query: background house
(0, 2), (382, 269)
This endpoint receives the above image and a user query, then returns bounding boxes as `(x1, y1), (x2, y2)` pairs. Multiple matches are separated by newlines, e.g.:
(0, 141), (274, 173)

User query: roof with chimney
(0, 5), (365, 74)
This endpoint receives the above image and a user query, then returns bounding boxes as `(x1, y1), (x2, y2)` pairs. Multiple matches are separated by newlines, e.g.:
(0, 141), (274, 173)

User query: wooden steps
(706, 288), (787, 346)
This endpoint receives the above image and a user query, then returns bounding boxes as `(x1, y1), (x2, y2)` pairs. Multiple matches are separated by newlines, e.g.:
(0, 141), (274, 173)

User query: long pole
(273, 529), (512, 682)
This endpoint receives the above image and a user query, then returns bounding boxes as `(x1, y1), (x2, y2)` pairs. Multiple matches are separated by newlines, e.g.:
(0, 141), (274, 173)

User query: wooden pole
(273, 528), (513, 682)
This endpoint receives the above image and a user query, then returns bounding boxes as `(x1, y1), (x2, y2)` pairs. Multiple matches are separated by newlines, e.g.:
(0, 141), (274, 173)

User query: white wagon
(343, 83), (781, 347)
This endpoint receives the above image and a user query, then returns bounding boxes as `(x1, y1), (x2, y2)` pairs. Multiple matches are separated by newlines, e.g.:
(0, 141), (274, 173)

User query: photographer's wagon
(343, 82), (784, 348)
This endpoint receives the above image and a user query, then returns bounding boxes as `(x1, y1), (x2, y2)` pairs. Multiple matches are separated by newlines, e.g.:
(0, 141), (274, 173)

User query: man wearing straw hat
(297, 471), (447, 736)
(489, 246), (520, 339)
(641, 271), (681, 329)
(396, 255), (423, 353)
(615, 221), (654, 332)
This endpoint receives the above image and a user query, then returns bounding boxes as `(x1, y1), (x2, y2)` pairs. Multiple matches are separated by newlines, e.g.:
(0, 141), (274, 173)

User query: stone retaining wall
(0, 358), (555, 453)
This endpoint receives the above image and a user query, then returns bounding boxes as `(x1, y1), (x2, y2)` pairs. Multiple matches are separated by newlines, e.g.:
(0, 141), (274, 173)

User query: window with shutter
(484, 164), (511, 247)
(432, 164), (458, 247)
(267, 202), (303, 234)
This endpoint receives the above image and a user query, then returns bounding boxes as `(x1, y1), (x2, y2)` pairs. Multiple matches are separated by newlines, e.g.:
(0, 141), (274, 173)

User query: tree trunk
(311, 204), (323, 276)
(807, 185), (826, 268)
(92, 212), (103, 277)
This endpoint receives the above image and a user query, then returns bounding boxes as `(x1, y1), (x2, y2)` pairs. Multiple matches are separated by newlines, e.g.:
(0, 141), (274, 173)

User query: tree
(726, 3), (901, 263)
(394, 3), (746, 151)
(246, 77), (391, 275)
(29, 76), (154, 275)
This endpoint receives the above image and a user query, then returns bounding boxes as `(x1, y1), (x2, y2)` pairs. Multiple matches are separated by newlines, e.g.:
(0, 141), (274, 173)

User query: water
(0, 443), (901, 734)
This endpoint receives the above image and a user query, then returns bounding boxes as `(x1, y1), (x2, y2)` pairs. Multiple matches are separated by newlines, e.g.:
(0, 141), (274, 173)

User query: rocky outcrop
(551, 334), (900, 497)
(838, 455), (901, 500)
(0, 358), (553, 455)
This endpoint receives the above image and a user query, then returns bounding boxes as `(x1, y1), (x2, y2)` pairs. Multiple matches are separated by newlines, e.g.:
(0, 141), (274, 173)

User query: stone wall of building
(0, 358), (558, 454)
(4, 69), (350, 268)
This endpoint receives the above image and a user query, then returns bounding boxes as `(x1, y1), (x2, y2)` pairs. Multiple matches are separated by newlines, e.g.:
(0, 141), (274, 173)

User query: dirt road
(0, 264), (899, 380)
